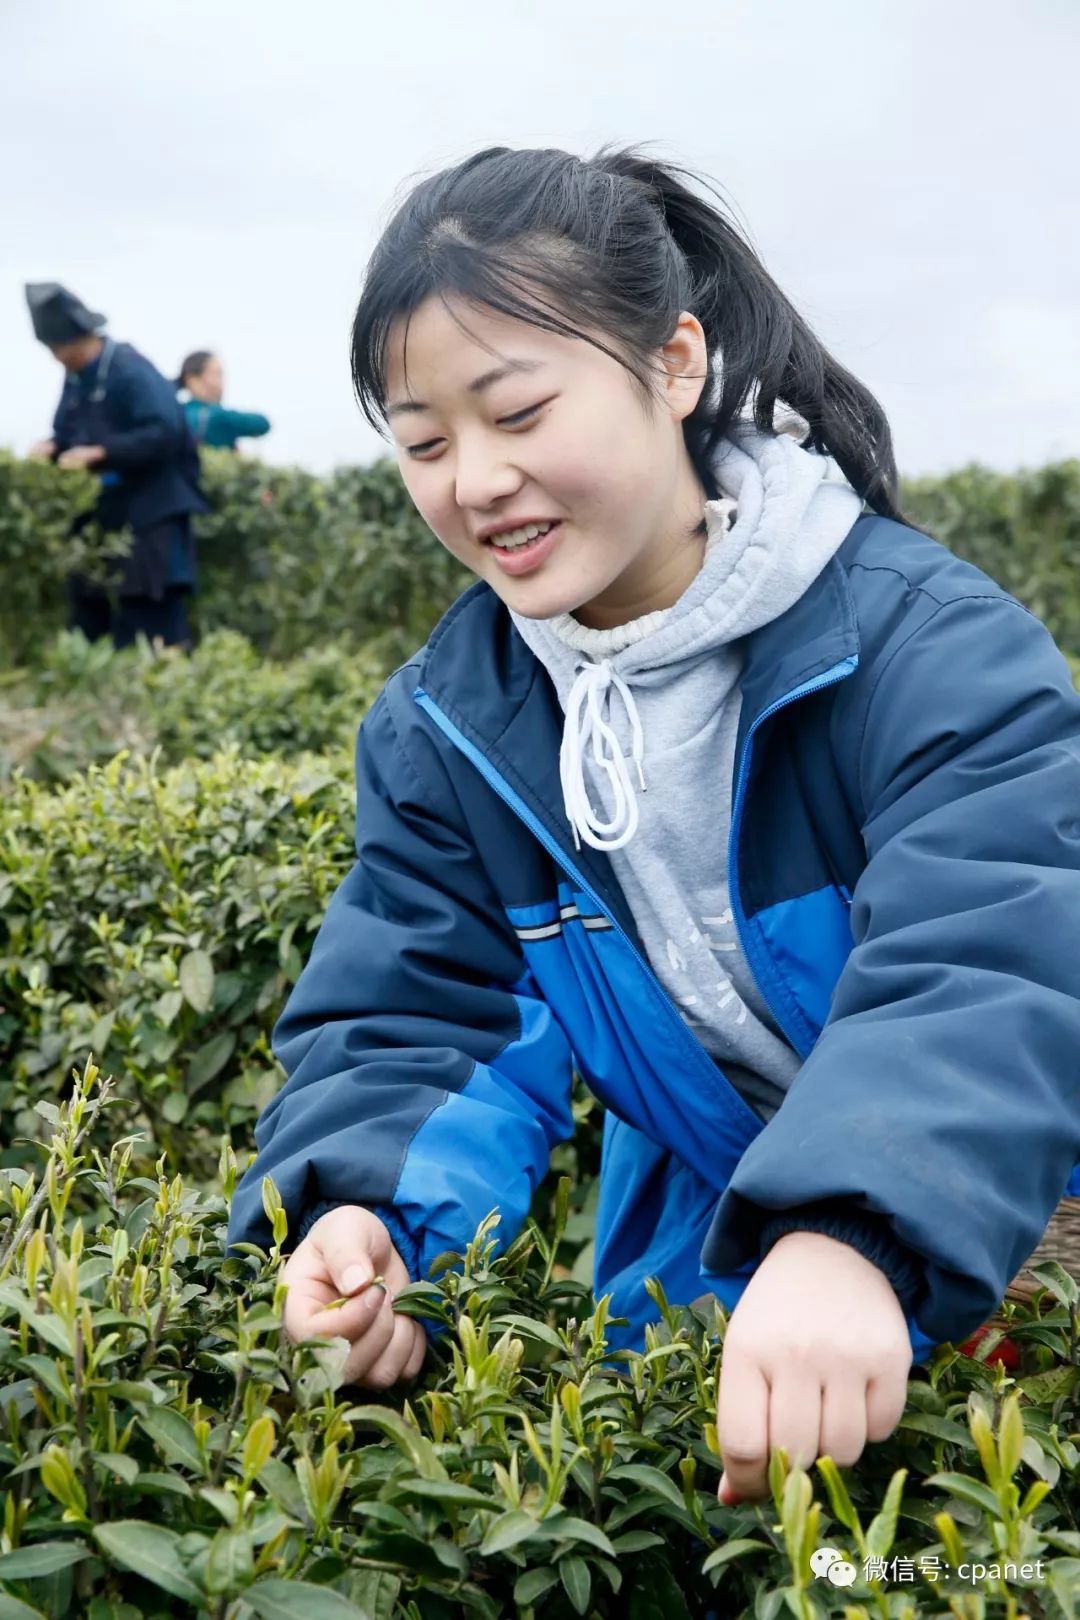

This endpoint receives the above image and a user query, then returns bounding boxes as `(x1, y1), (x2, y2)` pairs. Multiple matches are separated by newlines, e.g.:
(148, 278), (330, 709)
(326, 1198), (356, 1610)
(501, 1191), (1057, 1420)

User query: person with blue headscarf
(25, 282), (208, 649)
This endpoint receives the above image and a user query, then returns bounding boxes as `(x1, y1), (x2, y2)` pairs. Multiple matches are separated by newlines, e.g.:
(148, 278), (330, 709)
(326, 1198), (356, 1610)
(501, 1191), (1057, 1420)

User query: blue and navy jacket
(229, 514), (1080, 1358)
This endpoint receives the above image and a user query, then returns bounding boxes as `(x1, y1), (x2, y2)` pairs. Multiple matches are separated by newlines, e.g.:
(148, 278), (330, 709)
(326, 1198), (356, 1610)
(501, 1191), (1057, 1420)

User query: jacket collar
(737, 515), (865, 729)
(416, 517), (867, 912)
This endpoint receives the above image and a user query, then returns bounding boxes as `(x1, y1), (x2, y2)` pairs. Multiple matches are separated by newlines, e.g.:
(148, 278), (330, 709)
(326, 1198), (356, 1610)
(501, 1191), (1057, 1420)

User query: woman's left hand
(716, 1229), (912, 1503)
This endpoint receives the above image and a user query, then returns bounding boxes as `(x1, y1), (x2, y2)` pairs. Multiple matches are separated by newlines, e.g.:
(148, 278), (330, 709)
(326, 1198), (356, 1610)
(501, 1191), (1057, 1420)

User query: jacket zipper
(414, 688), (763, 1123)
(726, 655), (859, 1055)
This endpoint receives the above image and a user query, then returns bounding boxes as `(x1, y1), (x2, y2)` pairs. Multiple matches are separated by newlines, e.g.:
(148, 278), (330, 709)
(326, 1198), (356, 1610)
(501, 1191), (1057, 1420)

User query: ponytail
(593, 149), (900, 518)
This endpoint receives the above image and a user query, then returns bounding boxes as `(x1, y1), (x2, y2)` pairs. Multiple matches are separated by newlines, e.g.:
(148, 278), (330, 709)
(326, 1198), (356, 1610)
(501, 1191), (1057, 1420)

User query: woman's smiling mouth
(481, 519), (563, 575)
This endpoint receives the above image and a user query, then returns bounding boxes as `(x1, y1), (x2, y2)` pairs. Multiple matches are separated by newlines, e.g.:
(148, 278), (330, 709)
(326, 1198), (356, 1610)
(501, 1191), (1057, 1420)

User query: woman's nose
(454, 440), (522, 512)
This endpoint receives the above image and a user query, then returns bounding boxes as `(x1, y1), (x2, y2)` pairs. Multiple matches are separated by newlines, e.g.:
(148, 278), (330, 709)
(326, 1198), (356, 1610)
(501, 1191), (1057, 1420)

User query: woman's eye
(498, 401), (546, 427)
(404, 400), (550, 458)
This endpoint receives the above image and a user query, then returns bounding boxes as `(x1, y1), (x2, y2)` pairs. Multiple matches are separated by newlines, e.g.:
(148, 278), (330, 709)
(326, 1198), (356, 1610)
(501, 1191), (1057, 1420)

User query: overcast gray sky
(3, 0), (1078, 477)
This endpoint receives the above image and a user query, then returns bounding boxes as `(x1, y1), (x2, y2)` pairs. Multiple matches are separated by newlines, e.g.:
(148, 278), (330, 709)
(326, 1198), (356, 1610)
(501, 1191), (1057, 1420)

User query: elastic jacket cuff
(293, 1200), (421, 1283)
(759, 1200), (924, 1314)
(295, 1198), (345, 1246)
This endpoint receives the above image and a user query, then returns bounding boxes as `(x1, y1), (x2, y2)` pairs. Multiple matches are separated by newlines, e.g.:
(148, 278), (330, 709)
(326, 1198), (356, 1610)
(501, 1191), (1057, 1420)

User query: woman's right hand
(27, 439), (56, 461)
(280, 1205), (427, 1389)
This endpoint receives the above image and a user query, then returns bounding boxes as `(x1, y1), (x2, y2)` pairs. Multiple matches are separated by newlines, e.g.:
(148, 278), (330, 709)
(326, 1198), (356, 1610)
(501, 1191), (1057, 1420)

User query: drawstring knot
(560, 658), (646, 852)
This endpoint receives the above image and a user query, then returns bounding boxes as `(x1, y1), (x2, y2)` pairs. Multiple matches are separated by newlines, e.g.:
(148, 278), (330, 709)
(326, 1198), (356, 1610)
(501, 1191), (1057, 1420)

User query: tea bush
(903, 460), (1080, 659)
(8, 448), (1080, 677)
(0, 1062), (1078, 1619)
(0, 630), (382, 784)
(0, 739), (611, 1267)
(6, 450), (1080, 1615)
(189, 452), (472, 666)
(0, 453), (129, 670)
(0, 450), (471, 673)
(0, 750), (355, 1174)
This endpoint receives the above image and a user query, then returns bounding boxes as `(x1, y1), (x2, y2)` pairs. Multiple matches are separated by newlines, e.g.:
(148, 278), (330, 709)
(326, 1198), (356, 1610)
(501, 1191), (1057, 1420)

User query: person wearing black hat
(25, 283), (209, 649)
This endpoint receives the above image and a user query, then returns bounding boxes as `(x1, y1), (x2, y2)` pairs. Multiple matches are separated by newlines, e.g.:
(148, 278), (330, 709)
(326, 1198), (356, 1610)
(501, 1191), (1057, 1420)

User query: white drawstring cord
(559, 659), (646, 851)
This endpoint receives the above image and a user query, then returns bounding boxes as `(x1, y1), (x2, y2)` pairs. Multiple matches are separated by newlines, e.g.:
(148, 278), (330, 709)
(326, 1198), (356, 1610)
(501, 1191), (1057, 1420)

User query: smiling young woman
(229, 143), (1080, 1506)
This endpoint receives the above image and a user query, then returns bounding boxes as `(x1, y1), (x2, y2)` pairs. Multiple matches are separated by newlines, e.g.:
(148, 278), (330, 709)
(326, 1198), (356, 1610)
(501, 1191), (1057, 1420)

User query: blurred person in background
(177, 350), (271, 450)
(25, 282), (208, 649)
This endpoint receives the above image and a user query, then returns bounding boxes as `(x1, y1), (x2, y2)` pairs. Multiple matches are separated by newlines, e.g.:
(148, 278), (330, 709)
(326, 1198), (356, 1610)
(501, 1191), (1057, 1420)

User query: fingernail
(341, 1266), (370, 1295)
(719, 1478), (741, 1506)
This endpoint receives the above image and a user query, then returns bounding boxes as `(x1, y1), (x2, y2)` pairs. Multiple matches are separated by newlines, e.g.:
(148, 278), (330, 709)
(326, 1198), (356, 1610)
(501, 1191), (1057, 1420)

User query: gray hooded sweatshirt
(509, 425), (863, 1121)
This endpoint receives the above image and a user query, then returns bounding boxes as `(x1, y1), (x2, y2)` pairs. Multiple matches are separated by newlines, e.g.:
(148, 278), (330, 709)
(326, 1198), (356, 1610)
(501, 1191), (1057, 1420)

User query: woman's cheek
(533, 444), (608, 516)
(399, 472), (458, 555)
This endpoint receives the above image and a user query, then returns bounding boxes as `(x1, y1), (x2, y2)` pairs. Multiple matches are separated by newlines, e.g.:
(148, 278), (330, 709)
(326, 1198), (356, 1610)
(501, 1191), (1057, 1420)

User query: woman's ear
(659, 311), (709, 423)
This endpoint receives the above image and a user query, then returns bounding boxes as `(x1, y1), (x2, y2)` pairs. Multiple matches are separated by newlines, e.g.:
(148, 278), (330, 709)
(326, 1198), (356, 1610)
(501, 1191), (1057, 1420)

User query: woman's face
(189, 356), (224, 403)
(383, 295), (709, 628)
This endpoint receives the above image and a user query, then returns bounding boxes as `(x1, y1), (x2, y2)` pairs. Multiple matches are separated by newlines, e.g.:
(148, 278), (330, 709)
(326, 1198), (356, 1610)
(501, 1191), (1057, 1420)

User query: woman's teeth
(488, 521), (556, 551)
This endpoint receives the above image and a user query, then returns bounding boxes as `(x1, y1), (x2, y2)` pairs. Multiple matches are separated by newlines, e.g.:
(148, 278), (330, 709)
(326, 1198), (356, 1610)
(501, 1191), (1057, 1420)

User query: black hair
(176, 349), (215, 390)
(350, 143), (903, 520)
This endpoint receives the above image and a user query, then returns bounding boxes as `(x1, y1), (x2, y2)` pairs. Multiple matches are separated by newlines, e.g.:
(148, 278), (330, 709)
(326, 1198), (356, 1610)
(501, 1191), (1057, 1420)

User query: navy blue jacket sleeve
(703, 592), (1080, 1343)
(227, 684), (576, 1273)
(97, 354), (185, 467)
(51, 382), (78, 453)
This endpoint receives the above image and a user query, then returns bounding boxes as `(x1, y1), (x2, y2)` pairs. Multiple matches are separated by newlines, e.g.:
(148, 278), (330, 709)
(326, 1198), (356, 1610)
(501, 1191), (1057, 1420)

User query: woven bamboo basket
(986, 1194), (1080, 1329)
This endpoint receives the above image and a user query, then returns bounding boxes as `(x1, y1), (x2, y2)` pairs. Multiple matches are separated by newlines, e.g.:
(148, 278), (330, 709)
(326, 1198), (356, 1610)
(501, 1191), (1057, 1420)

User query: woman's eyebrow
(387, 358), (544, 419)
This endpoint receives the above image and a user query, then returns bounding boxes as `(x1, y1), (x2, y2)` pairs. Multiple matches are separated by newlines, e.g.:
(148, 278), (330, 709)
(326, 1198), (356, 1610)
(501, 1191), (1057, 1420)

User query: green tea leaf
(17, 1355), (71, 1407)
(1018, 1364), (1080, 1404)
(161, 1092), (188, 1125)
(92, 1521), (203, 1604)
(91, 1452), (140, 1486)
(258, 1457), (308, 1520)
(924, 1472), (1003, 1518)
(1030, 1260), (1080, 1308)
(186, 1032), (237, 1094)
(611, 1530), (665, 1553)
(492, 1314), (565, 1351)
(480, 1509), (541, 1555)
(344, 1407), (447, 1482)
(606, 1463), (686, 1512)
(814, 1455), (861, 1537)
(0, 1542), (90, 1579)
(866, 1467), (907, 1561)
(137, 1406), (203, 1473)
(245, 1580), (373, 1619)
(534, 1515), (615, 1558)
(702, 1538), (771, 1574)
(559, 1555), (591, 1616)
(205, 1526), (254, 1595)
(345, 1570), (399, 1620)
(998, 1391), (1025, 1480)
(390, 1478), (494, 1510)
(179, 949), (214, 1014)
(897, 1412), (972, 1446)
(0, 1596), (48, 1619)
(515, 1566), (559, 1604)
(199, 1487), (239, 1526)
(241, 1413), (276, 1481)
(133, 1471), (194, 1498)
